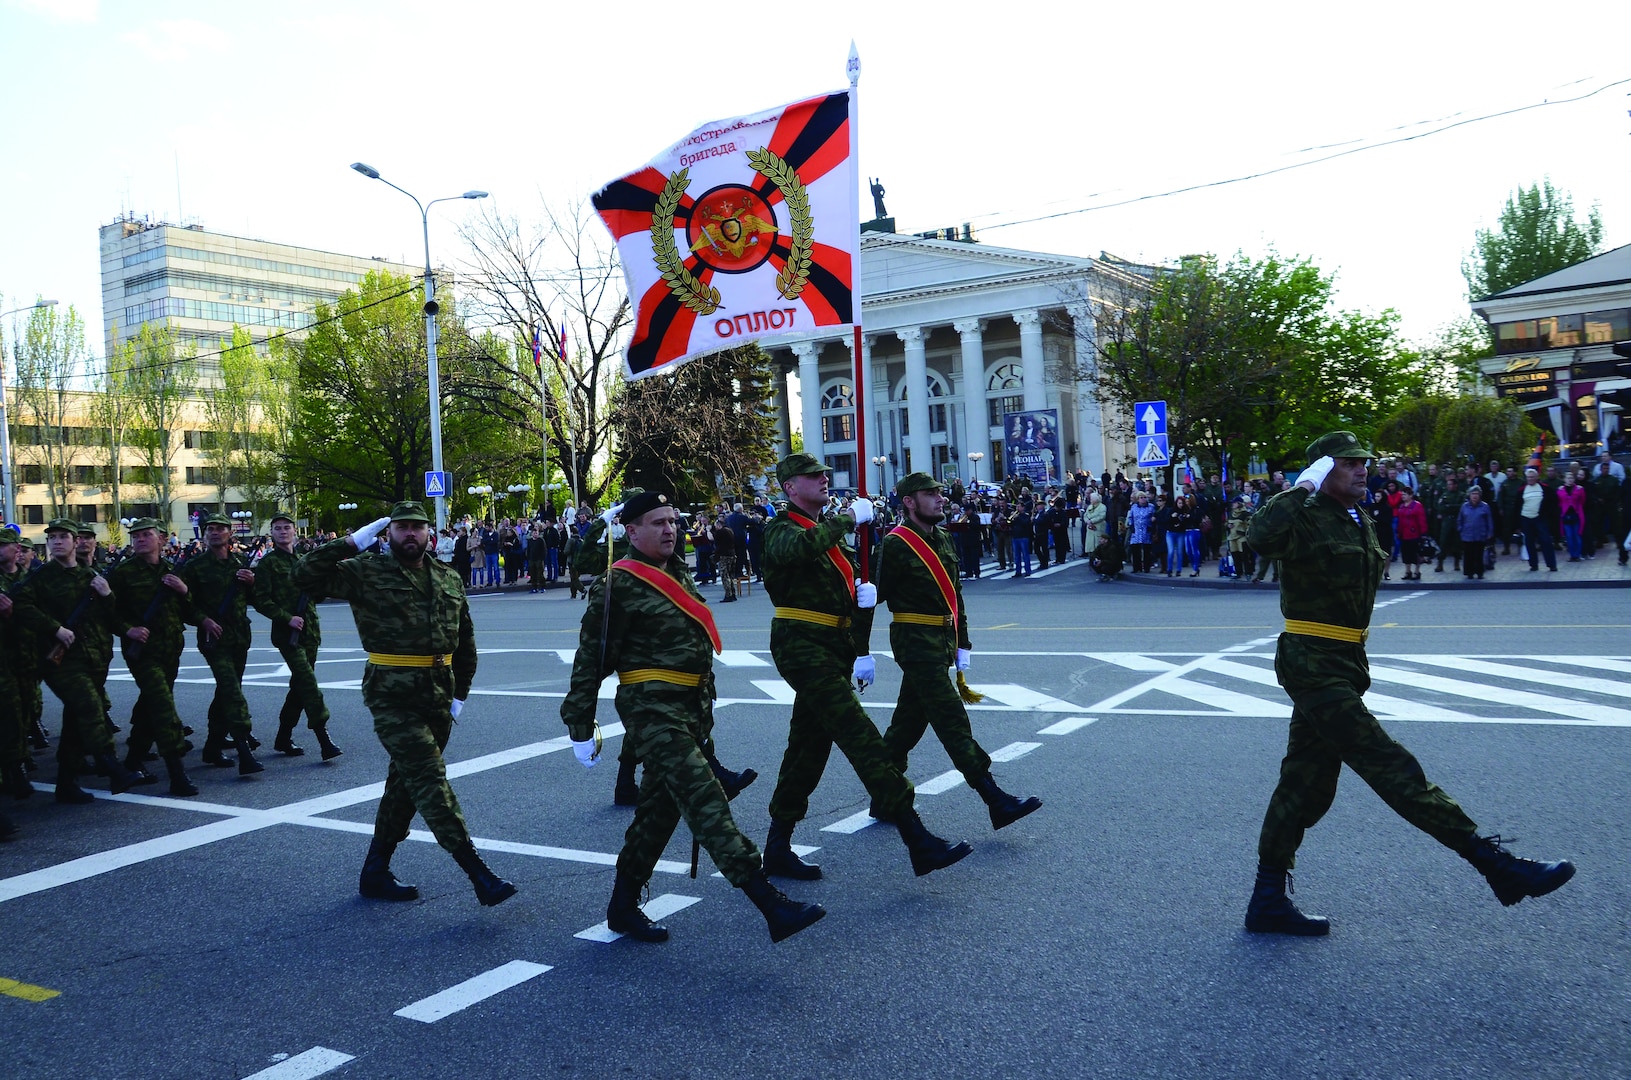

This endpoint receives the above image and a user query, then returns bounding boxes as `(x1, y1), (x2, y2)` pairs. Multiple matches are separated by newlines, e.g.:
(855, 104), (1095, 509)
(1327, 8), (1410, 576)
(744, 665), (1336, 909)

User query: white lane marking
(552, 649), (578, 663)
(1404, 655), (1631, 700)
(1087, 653), (1181, 672)
(1198, 657), (1484, 722)
(240, 1047), (356, 1080)
(1372, 590), (1430, 609)
(574, 894), (702, 942)
(989, 741), (1042, 763)
(0, 817), (271, 904)
(717, 650), (771, 667)
(1365, 664), (1631, 725)
(915, 770), (965, 796)
(1528, 655), (1631, 675)
(749, 679), (797, 703)
(713, 845), (818, 878)
(1037, 716), (1098, 735)
(291, 820), (691, 876)
(394, 960), (553, 1023)
(822, 810), (877, 834)
(1025, 559), (1090, 580)
(968, 684), (1080, 710)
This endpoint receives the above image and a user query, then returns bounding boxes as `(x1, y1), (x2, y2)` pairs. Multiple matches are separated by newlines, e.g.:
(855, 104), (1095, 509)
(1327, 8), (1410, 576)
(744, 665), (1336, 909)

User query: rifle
(199, 559), (244, 656)
(286, 592), (310, 648)
(123, 560), (181, 663)
(45, 580), (101, 666)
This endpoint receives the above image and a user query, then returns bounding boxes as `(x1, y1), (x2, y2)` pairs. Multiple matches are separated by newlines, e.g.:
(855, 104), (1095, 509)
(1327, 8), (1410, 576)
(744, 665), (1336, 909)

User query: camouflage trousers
(0, 665), (23, 767)
(275, 635), (330, 730)
(42, 667), (115, 759)
(202, 636), (252, 740)
(619, 712), (760, 888)
(767, 661), (914, 824)
(718, 556), (738, 600)
(123, 645), (189, 758)
(884, 662), (992, 781)
(371, 706), (470, 854)
(1258, 684), (1478, 870)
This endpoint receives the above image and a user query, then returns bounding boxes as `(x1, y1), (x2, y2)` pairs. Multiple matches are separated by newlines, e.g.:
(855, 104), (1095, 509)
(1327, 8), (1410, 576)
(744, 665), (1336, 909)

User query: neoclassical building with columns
(763, 232), (1141, 493)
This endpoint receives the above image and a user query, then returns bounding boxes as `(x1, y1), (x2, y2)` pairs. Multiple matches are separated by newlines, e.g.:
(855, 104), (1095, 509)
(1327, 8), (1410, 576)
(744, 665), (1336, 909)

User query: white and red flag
(593, 90), (858, 380)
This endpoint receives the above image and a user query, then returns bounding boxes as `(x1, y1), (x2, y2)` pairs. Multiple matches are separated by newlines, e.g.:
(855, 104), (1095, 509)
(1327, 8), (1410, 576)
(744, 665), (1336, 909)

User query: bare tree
(91, 328), (142, 525)
(201, 326), (266, 515)
(126, 323), (198, 524)
(10, 302), (88, 518)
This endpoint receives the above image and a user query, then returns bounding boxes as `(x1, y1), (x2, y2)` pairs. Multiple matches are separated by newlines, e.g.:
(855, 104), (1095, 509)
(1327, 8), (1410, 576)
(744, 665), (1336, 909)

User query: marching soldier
(760, 453), (971, 880)
(181, 513), (262, 774)
(254, 512), (341, 760)
(107, 517), (199, 796)
(562, 491), (823, 942)
(293, 502), (515, 907)
(0, 527), (34, 803)
(11, 537), (49, 757)
(11, 519), (143, 802)
(1243, 432), (1575, 935)
(872, 473), (1041, 830)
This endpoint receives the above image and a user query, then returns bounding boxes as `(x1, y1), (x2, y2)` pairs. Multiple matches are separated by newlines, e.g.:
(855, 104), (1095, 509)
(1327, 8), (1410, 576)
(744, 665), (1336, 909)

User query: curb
(1110, 570), (1629, 592)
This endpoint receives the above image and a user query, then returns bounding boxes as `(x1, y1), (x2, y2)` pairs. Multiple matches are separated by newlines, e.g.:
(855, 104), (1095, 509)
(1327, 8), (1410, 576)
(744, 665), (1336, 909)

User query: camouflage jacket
(106, 555), (197, 656)
(293, 538), (476, 703)
(181, 550), (255, 644)
(874, 522), (970, 666)
(12, 559), (116, 673)
(570, 518), (628, 576)
(561, 549), (714, 742)
(1434, 487), (1467, 533)
(252, 547), (320, 648)
(1247, 486), (1385, 633)
(1, 563), (40, 675)
(763, 505), (875, 666)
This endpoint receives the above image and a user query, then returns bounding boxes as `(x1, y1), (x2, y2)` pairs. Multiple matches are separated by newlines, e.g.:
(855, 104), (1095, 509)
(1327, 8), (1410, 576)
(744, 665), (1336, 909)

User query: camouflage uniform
(293, 521), (478, 854)
(181, 543), (257, 749)
(253, 545), (330, 734)
(1434, 482), (1466, 567)
(1247, 441), (1477, 872)
(0, 534), (32, 786)
(11, 552), (117, 762)
(106, 551), (197, 760)
(561, 546), (759, 888)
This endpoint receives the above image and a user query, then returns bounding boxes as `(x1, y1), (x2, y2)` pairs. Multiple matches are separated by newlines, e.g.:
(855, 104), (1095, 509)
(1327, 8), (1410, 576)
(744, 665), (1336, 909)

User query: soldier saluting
(1243, 431), (1575, 935)
(294, 502), (514, 908)
(181, 512), (262, 774)
(254, 511), (341, 761)
(562, 491), (823, 942)
(872, 473), (1041, 829)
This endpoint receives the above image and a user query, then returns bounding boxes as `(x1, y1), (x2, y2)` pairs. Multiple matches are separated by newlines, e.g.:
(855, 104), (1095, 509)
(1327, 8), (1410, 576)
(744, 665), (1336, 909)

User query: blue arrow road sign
(1134, 400), (1167, 436)
(1137, 434), (1170, 468)
(424, 471), (449, 498)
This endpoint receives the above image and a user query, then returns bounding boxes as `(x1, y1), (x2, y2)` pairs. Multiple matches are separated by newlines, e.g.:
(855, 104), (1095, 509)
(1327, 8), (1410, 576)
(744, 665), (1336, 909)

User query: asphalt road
(2, 565), (1627, 1080)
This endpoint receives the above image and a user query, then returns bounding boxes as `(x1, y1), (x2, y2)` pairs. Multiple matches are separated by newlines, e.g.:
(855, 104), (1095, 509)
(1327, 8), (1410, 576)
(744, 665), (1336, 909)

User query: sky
(2, 0), (1628, 359)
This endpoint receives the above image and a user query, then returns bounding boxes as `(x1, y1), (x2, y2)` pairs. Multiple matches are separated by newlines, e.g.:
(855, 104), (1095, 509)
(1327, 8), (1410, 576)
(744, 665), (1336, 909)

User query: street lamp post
(871, 454), (889, 494)
(350, 163), (488, 534)
(967, 450), (985, 487)
(0, 299), (58, 524)
(468, 484), (493, 522)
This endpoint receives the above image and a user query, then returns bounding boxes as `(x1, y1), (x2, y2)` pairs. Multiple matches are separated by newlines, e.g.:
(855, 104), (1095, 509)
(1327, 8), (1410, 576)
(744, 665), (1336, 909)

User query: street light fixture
(350, 162), (489, 534)
(871, 454), (889, 493)
(967, 450), (985, 486)
(0, 298), (57, 524)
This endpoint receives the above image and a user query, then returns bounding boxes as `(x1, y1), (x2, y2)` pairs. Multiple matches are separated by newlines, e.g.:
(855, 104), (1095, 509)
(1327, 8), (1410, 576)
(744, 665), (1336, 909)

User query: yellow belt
(1284, 619), (1368, 644)
(367, 652), (451, 668)
(773, 606), (851, 629)
(893, 611), (954, 627)
(618, 668), (704, 687)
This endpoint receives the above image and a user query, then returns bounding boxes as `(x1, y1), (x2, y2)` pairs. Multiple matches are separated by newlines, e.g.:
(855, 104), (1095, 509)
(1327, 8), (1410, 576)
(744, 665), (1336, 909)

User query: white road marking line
(1197, 657), (1484, 722)
(716, 650), (771, 667)
(1404, 655), (1631, 700)
(713, 845), (818, 878)
(1037, 716), (1098, 735)
(749, 679), (797, 703)
(915, 770), (965, 796)
(552, 649), (578, 663)
(1025, 559), (1089, 580)
(1366, 664), (1631, 725)
(574, 894), (701, 942)
(240, 1047), (356, 1080)
(1086, 653), (1182, 672)
(967, 684), (1080, 710)
(1527, 655), (1631, 674)
(822, 810), (877, 834)
(0, 817), (271, 904)
(989, 741), (1042, 763)
(393, 960), (553, 1023)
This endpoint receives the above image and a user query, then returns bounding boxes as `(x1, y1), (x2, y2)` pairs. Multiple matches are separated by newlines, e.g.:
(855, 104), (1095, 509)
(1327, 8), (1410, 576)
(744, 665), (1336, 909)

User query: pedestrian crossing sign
(424, 471), (450, 498)
(1137, 434), (1170, 467)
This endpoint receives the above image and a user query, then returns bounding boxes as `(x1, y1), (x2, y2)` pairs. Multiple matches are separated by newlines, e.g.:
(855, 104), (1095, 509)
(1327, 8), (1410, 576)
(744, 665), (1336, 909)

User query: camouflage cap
(622, 490), (671, 523)
(1306, 430), (1373, 463)
(894, 471), (942, 497)
(389, 500), (431, 523)
(17, 536), (33, 549)
(75, 522), (96, 537)
(775, 452), (832, 484)
(201, 512), (233, 528)
(270, 510), (296, 525)
(0, 526), (18, 544)
(127, 516), (166, 533)
(616, 486), (646, 504)
(45, 517), (79, 534)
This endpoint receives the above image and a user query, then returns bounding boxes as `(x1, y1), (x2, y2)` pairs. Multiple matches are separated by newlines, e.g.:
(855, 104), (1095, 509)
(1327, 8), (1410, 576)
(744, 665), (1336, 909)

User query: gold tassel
(956, 670), (984, 704)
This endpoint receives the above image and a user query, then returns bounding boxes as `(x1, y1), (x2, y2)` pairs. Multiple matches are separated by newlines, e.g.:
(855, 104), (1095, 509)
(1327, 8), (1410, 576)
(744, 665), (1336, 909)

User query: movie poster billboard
(1004, 408), (1062, 485)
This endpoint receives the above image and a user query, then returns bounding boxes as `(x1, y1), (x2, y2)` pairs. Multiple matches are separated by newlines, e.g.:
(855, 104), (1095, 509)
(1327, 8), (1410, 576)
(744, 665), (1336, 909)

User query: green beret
(0, 526), (18, 544)
(127, 517), (165, 534)
(776, 452), (832, 484)
(895, 471), (941, 497)
(1306, 430), (1373, 463)
(270, 510), (296, 525)
(389, 501), (431, 523)
(622, 490), (671, 523)
(200, 512), (232, 528)
(45, 517), (79, 535)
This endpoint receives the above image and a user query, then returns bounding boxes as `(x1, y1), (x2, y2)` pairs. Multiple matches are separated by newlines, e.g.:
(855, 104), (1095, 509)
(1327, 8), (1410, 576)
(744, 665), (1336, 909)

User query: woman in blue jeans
(1179, 495), (1205, 576)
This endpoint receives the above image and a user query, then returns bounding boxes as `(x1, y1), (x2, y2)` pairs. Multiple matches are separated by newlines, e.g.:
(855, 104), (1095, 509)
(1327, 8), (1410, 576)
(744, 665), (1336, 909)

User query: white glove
(450, 698), (465, 719)
(351, 515), (391, 550)
(849, 498), (874, 525)
(956, 648), (971, 672)
(853, 655), (875, 691)
(572, 738), (599, 768)
(855, 581), (877, 609)
(601, 503), (624, 526)
(1299, 456), (1335, 491)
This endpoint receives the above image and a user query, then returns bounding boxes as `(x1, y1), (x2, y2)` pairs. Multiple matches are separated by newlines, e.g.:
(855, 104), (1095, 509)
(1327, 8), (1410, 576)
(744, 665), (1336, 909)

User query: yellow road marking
(0, 977), (60, 1002)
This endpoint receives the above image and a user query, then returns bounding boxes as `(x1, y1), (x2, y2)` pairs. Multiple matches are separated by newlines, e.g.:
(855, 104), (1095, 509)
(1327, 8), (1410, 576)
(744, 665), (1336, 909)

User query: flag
(593, 90), (858, 380)
(531, 325), (543, 376)
(1527, 432), (1546, 470)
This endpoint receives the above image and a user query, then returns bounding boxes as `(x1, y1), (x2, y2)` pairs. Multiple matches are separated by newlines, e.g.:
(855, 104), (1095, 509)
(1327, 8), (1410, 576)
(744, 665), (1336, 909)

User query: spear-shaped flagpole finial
(847, 41), (860, 86)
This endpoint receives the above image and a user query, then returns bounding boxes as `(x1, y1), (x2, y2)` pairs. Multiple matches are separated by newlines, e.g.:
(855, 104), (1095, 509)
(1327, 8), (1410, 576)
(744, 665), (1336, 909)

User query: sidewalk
(1116, 544), (1629, 591)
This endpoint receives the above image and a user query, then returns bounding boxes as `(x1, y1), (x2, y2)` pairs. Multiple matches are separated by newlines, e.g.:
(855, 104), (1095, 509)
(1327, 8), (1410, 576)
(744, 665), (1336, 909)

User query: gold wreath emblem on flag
(745, 148), (813, 301)
(651, 167), (722, 315)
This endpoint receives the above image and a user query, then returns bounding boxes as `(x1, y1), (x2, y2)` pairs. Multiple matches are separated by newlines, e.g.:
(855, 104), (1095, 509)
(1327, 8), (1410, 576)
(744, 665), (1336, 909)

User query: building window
(74, 505), (100, 524)
(21, 506), (44, 525)
(819, 382), (856, 445)
(74, 465), (111, 486)
(988, 395), (1023, 428)
(824, 453), (855, 489)
(897, 374), (950, 436)
(21, 464), (43, 485)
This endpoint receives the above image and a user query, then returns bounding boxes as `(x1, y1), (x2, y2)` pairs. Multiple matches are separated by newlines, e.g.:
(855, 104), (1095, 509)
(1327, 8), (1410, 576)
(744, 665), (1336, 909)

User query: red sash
(612, 559), (722, 653)
(888, 525), (958, 625)
(783, 509), (857, 605)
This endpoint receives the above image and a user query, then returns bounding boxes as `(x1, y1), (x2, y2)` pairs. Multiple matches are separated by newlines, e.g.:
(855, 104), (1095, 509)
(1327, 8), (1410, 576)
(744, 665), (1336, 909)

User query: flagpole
(846, 42), (873, 581)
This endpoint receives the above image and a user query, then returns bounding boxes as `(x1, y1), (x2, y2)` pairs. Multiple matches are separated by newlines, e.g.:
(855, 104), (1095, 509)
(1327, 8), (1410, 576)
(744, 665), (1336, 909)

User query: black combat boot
(273, 707), (306, 756)
(4, 760), (33, 800)
(1459, 834), (1575, 907)
(30, 719), (49, 750)
(200, 735), (235, 767)
(606, 872), (668, 942)
(895, 809), (973, 877)
(703, 743), (757, 800)
(163, 754), (198, 797)
(762, 817), (822, 880)
(968, 772), (1042, 830)
(451, 843), (517, 907)
(613, 758), (639, 806)
(54, 760), (94, 804)
(0, 810), (16, 840)
(358, 837), (419, 901)
(741, 869), (825, 943)
(95, 752), (147, 794)
(313, 725), (343, 761)
(1244, 865), (1330, 936)
(236, 735), (264, 776)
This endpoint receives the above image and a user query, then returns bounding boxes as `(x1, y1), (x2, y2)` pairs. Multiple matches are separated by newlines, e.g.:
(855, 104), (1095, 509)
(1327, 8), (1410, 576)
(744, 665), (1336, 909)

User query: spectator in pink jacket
(1558, 474), (1588, 562)
(1394, 486), (1429, 581)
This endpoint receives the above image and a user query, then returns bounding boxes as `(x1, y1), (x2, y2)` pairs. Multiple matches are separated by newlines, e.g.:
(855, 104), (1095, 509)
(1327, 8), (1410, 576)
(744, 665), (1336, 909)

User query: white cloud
(119, 17), (231, 62)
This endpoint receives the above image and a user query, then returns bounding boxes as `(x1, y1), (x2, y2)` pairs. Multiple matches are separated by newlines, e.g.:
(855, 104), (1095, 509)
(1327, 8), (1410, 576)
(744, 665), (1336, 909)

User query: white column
(954, 318), (986, 483)
(774, 360), (794, 457)
(897, 327), (931, 476)
(844, 334), (879, 493)
(1014, 309), (1045, 411)
(792, 341), (823, 464)
(1067, 301), (1103, 475)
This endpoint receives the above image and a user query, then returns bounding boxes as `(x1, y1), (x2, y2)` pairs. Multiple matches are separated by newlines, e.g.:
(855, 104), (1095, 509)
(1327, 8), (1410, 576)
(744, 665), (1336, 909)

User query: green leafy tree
(9, 301), (88, 517)
(1375, 396), (1450, 462)
(91, 327), (142, 525)
(201, 326), (264, 515)
(125, 322), (199, 523)
(1463, 179), (1605, 300)
(1425, 395), (1544, 468)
